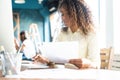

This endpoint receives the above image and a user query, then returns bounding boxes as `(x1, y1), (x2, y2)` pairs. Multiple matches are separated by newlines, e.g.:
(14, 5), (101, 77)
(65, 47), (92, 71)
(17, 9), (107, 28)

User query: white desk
(0, 60), (120, 80)
(3, 68), (120, 80)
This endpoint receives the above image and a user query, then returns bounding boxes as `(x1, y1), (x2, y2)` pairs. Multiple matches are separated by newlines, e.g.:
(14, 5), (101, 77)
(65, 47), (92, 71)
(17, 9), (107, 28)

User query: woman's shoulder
(86, 31), (98, 40)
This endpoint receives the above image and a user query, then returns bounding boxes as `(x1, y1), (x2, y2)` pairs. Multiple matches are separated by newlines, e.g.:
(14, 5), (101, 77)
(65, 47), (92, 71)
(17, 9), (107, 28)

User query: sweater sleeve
(87, 33), (101, 68)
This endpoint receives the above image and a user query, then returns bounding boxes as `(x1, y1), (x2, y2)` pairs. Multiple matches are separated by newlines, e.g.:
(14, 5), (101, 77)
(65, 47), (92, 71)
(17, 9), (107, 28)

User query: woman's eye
(61, 13), (64, 16)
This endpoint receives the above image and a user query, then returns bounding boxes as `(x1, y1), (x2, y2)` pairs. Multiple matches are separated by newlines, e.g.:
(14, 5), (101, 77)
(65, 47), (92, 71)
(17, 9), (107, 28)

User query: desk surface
(0, 68), (120, 80)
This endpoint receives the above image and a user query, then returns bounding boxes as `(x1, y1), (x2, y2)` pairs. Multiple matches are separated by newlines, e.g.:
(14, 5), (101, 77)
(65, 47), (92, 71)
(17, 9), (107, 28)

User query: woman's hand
(32, 54), (49, 64)
(69, 58), (92, 69)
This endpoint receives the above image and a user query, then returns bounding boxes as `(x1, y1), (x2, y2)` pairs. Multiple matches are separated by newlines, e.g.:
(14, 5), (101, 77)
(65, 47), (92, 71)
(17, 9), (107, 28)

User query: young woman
(33, 0), (100, 69)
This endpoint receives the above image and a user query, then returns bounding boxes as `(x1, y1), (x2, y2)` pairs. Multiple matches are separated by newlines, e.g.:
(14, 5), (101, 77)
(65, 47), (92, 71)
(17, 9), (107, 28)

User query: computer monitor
(0, 0), (15, 52)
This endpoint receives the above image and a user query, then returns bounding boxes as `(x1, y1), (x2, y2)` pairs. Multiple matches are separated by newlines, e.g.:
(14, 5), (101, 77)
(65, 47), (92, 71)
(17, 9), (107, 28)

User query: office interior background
(0, 0), (120, 54)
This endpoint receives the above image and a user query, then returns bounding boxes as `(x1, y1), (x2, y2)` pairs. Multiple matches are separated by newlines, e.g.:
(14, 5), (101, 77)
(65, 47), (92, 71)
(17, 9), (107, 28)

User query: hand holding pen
(32, 54), (49, 64)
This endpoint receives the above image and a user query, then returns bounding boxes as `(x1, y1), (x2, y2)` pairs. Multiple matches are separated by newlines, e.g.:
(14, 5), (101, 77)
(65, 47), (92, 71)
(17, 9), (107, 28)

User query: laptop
(40, 41), (79, 64)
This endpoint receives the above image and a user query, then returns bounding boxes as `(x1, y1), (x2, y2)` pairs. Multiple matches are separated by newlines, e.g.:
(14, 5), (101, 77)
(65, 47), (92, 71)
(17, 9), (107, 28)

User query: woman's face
(60, 8), (71, 27)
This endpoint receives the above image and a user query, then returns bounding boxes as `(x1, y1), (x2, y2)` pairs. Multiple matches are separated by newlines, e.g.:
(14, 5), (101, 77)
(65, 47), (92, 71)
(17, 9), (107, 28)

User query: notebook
(21, 61), (49, 69)
(40, 41), (79, 64)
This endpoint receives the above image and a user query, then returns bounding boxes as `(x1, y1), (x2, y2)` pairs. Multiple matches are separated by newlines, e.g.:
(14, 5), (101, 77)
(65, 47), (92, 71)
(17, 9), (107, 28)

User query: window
(49, 12), (62, 41)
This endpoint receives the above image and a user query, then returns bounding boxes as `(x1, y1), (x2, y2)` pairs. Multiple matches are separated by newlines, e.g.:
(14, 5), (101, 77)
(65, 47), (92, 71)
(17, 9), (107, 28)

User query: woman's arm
(69, 33), (101, 69)
(69, 58), (97, 69)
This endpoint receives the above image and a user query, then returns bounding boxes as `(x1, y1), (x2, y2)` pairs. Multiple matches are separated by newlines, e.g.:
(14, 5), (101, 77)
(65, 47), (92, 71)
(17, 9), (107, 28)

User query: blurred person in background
(19, 30), (36, 60)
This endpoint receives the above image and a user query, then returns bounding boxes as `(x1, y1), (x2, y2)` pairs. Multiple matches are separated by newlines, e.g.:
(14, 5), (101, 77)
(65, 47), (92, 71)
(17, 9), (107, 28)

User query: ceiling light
(38, 0), (43, 4)
(15, 0), (25, 4)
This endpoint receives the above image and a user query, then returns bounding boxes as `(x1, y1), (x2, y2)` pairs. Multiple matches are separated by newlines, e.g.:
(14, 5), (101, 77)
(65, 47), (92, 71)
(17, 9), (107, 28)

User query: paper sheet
(41, 42), (79, 63)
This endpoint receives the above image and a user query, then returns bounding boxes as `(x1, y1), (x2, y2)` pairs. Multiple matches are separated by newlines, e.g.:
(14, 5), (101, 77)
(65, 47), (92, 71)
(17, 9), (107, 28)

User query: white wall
(113, 0), (120, 54)
(99, 0), (106, 48)
(101, 0), (120, 54)
(0, 0), (15, 52)
(105, 0), (114, 48)
(99, 0), (114, 48)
